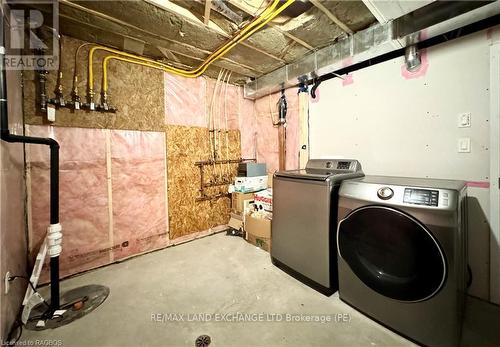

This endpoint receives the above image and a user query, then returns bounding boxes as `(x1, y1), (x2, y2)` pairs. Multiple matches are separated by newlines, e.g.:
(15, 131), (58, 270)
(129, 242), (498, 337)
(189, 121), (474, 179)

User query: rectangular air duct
(244, 1), (500, 99)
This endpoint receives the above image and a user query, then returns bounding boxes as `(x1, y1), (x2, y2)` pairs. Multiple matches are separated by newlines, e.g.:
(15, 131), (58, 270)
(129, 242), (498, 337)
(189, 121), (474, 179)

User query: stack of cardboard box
(228, 164), (273, 252)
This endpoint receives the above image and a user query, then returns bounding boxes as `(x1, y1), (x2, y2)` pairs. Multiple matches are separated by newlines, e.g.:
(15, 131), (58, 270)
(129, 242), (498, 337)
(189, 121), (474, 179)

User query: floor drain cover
(195, 335), (211, 347)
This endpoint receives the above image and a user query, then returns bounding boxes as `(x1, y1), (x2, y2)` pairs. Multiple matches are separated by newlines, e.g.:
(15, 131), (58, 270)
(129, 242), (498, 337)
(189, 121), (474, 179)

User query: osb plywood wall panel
(166, 125), (241, 239)
(26, 125), (167, 281)
(24, 36), (164, 131)
(23, 35), (251, 280)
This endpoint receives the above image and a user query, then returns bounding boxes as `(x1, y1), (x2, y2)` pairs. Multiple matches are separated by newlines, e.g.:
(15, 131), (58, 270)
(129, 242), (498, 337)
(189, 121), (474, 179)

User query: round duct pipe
(404, 44), (421, 72)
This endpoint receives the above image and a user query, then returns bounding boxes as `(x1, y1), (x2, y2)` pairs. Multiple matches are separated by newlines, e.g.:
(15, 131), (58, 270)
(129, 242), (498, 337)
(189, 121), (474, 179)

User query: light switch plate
(458, 137), (471, 153)
(458, 112), (471, 128)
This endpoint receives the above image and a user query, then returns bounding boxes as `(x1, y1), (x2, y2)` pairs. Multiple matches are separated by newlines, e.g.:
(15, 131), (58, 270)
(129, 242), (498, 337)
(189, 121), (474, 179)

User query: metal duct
(244, 1), (500, 99)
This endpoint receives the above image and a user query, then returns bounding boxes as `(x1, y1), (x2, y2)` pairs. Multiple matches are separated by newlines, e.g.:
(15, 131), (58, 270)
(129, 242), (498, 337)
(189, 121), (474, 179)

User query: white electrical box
(458, 112), (471, 128)
(457, 138), (471, 153)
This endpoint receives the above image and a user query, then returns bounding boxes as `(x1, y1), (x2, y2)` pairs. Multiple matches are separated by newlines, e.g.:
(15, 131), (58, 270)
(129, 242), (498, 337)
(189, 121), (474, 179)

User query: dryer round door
(337, 206), (446, 302)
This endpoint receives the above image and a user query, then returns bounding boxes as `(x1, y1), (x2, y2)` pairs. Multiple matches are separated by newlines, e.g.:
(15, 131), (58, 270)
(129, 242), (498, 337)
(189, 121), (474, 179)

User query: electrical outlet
(4, 271), (10, 295)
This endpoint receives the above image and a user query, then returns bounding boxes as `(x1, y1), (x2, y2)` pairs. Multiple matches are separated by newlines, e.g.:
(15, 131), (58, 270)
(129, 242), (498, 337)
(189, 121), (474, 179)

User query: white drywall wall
(309, 28), (499, 301)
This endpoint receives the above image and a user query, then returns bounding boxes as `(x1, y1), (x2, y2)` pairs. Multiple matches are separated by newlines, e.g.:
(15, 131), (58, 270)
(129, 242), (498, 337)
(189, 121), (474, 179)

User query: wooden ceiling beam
(203, 0), (212, 25)
(269, 24), (314, 50)
(60, 0), (284, 64)
(55, 1), (264, 75)
(55, 13), (261, 78)
(309, 0), (353, 35)
(228, 0), (314, 51)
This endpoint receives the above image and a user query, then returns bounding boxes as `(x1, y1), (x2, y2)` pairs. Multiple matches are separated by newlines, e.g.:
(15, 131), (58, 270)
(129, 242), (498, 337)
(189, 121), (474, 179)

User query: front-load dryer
(337, 176), (467, 347)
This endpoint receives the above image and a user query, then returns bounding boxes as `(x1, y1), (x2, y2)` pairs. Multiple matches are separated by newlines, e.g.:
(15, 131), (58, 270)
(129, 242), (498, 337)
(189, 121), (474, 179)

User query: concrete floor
(21, 233), (500, 347)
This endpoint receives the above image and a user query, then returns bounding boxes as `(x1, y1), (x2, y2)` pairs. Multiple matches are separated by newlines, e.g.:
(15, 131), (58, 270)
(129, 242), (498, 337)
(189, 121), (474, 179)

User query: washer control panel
(403, 188), (439, 206)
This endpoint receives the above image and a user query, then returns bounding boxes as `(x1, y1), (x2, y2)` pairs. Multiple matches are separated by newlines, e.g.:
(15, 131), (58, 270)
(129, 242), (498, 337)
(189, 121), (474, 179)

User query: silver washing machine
(337, 176), (468, 347)
(271, 159), (364, 295)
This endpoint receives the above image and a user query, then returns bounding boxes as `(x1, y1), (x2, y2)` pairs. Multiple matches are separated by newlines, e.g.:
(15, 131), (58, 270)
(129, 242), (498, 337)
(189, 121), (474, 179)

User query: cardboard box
(268, 173), (274, 188)
(244, 212), (271, 238)
(227, 212), (243, 231)
(244, 211), (272, 252)
(255, 188), (272, 212)
(234, 176), (267, 193)
(231, 192), (254, 213)
(247, 233), (271, 252)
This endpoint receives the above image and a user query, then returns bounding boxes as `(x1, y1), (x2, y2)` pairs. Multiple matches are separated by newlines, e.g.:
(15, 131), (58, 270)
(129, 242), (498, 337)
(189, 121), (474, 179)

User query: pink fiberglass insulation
(26, 126), (168, 281)
(251, 88), (300, 172)
(239, 95), (257, 160)
(110, 130), (168, 260)
(26, 125), (110, 280)
(164, 73), (207, 127)
(165, 73), (242, 130)
(255, 115), (279, 173)
(202, 76), (240, 130)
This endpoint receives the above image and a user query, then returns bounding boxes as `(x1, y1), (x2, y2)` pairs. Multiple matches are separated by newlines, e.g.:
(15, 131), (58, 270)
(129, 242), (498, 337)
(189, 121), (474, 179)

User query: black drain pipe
(1, 34), (60, 312)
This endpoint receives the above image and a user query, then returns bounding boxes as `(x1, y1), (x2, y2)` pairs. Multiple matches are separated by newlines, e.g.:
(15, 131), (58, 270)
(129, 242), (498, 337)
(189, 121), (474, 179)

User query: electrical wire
(8, 275), (50, 308)
(6, 319), (22, 345)
(243, 0), (267, 11)
(268, 93), (280, 126)
(6, 275), (54, 341)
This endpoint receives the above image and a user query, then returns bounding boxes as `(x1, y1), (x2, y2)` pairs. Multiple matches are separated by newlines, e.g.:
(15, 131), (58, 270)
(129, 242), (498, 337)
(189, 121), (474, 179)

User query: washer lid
(275, 159), (363, 181)
(276, 168), (343, 181)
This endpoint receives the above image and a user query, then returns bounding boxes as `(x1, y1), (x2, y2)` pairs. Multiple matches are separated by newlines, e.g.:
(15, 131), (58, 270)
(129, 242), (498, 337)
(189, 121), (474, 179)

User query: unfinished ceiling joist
(309, 0), (354, 35)
(244, 1), (500, 99)
(58, 15), (259, 82)
(269, 24), (314, 51)
(60, 0), (284, 65)
(55, 1), (263, 78)
(227, 0), (314, 51)
(204, 0), (212, 25)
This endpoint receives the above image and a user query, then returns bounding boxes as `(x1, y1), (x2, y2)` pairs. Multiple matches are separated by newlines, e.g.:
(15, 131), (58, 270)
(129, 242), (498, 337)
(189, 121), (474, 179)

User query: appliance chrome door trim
(336, 205), (447, 303)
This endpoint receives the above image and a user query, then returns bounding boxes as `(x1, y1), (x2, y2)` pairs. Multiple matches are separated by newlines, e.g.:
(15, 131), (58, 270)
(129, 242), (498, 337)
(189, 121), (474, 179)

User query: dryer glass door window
(338, 206), (446, 302)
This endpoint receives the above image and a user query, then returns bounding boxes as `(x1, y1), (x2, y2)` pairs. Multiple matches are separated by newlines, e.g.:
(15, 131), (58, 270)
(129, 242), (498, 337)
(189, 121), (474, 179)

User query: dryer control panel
(403, 188), (439, 207)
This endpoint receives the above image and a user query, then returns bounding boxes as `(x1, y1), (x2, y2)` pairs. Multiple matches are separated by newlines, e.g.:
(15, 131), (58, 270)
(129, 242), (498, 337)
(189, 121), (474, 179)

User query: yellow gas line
(72, 42), (93, 98)
(90, 0), (278, 93)
(89, 0), (295, 102)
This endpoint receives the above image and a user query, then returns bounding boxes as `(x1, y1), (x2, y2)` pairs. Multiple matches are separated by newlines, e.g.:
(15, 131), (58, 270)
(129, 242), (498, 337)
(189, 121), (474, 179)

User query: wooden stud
(298, 91), (309, 168)
(278, 125), (286, 171)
